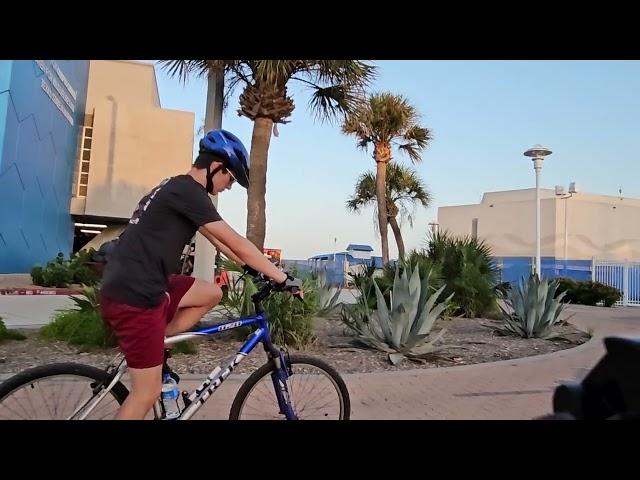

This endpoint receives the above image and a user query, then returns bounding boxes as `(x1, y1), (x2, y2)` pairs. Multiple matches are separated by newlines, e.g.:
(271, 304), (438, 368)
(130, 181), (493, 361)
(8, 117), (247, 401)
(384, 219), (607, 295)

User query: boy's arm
(198, 226), (244, 265)
(201, 221), (287, 284)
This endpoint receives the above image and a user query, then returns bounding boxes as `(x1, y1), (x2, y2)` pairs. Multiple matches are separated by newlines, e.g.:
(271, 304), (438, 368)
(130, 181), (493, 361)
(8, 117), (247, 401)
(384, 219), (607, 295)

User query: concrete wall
(85, 60), (160, 111)
(438, 188), (640, 261)
(71, 61), (194, 220)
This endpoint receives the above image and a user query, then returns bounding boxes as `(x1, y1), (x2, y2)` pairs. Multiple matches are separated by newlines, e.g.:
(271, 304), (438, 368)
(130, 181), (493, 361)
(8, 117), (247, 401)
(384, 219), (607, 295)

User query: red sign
(263, 248), (281, 263)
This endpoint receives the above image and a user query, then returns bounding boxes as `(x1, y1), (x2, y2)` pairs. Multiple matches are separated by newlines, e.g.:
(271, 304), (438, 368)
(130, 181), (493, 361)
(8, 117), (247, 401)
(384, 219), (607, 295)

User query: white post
(192, 67), (224, 282)
(623, 261), (629, 307)
(533, 158), (543, 277)
(343, 260), (349, 286)
(564, 197), (569, 273)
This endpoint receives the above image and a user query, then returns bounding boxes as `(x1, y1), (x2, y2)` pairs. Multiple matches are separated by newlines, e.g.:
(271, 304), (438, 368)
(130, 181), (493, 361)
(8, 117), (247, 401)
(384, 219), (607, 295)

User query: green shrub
(40, 285), (114, 348)
(31, 249), (100, 288)
(377, 232), (504, 318)
(40, 309), (116, 348)
(41, 255), (74, 287)
(426, 231), (505, 318)
(263, 277), (318, 348)
(31, 266), (44, 285)
(69, 248), (100, 285)
(0, 318), (27, 341)
(218, 259), (321, 348)
(556, 278), (621, 307)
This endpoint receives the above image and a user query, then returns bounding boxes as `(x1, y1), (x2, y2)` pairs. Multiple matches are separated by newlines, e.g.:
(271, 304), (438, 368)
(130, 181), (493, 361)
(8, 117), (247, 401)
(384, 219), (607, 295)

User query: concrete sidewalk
(0, 295), (75, 328)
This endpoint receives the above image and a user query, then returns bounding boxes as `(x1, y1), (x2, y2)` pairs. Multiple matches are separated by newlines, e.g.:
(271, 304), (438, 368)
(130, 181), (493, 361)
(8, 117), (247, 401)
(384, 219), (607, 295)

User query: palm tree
(347, 162), (431, 259)
(230, 60), (375, 249)
(342, 92), (431, 265)
(157, 60), (240, 129)
(159, 60), (375, 251)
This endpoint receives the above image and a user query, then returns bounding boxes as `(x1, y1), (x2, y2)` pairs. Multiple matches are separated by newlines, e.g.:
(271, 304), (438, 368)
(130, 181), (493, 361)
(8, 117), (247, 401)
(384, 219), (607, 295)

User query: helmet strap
(206, 164), (224, 194)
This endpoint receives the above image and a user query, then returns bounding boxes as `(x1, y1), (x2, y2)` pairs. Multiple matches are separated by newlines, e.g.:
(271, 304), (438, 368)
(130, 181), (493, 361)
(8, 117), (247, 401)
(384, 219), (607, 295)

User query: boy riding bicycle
(100, 129), (301, 420)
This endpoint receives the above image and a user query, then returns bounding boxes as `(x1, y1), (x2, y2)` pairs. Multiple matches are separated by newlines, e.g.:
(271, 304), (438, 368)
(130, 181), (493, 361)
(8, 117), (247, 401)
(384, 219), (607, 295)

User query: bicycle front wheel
(229, 354), (350, 420)
(0, 363), (129, 420)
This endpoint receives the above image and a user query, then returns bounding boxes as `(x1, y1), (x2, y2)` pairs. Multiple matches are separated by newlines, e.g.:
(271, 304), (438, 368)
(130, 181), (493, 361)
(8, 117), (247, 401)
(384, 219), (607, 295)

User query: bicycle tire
(0, 363), (129, 420)
(229, 354), (350, 420)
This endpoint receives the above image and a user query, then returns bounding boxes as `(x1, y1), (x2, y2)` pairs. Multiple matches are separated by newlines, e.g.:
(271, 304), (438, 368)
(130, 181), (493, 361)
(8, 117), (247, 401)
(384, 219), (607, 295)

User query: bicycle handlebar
(247, 272), (303, 308)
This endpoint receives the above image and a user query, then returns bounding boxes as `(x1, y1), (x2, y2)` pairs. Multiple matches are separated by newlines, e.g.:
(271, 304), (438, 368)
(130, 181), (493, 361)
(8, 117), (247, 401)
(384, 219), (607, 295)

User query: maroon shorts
(100, 274), (196, 369)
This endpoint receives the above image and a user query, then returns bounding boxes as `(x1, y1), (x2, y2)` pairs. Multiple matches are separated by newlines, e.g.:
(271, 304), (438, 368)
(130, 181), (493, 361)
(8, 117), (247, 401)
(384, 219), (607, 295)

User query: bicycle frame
(75, 312), (298, 420)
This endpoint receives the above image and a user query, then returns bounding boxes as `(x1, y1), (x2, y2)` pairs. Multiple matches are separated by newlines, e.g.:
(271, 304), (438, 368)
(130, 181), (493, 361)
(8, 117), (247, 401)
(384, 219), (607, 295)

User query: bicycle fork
(270, 350), (298, 420)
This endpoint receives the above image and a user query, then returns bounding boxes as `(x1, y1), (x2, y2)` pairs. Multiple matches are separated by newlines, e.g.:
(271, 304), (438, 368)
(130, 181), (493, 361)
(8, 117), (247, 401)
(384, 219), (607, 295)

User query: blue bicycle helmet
(199, 129), (250, 190)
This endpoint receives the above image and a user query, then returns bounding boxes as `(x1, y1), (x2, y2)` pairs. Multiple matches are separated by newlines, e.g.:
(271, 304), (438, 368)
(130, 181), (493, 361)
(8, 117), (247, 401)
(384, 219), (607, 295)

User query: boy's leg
(165, 277), (222, 336)
(100, 296), (168, 420)
(115, 365), (163, 420)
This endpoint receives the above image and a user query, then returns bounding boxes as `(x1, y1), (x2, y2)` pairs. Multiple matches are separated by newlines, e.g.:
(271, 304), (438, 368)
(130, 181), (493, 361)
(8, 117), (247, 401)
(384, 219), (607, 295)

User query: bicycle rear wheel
(0, 363), (129, 420)
(229, 354), (350, 420)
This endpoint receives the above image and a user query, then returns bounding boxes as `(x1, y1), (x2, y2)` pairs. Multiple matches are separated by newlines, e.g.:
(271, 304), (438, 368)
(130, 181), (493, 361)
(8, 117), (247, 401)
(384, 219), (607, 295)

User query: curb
(0, 288), (81, 296)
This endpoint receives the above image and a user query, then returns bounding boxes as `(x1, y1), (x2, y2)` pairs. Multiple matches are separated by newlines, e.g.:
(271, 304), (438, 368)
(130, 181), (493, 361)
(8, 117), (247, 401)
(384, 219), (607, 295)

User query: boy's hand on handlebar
(242, 264), (260, 277)
(276, 273), (304, 300)
(242, 265), (304, 300)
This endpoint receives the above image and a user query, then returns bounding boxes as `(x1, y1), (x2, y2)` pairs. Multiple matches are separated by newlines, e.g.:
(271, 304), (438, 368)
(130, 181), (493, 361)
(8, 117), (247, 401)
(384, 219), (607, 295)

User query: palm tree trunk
(246, 117), (273, 250)
(388, 215), (405, 260)
(375, 157), (389, 265)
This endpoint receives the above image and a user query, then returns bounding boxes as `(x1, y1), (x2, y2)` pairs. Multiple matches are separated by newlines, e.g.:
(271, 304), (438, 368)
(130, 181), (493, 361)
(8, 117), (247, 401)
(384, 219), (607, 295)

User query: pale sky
(152, 60), (640, 260)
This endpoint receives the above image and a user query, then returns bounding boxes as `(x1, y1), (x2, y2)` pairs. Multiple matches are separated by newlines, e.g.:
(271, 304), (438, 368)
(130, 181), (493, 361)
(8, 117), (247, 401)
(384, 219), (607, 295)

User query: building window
(472, 218), (478, 240)
(73, 125), (93, 198)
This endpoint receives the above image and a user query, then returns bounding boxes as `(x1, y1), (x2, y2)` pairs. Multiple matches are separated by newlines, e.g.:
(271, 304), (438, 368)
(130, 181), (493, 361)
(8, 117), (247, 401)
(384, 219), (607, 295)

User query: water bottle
(161, 374), (181, 420)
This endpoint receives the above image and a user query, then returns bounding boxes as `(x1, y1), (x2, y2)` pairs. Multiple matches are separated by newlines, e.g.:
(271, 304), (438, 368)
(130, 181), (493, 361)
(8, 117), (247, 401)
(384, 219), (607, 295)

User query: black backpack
(92, 238), (119, 264)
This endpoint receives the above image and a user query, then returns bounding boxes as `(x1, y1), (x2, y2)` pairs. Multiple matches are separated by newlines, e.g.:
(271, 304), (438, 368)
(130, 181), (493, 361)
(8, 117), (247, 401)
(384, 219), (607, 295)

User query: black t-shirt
(101, 175), (222, 307)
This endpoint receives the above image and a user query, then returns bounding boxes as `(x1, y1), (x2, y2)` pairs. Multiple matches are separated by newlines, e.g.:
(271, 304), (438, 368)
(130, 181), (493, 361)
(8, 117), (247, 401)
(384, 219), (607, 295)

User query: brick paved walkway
(180, 305), (640, 419)
(2, 305), (638, 420)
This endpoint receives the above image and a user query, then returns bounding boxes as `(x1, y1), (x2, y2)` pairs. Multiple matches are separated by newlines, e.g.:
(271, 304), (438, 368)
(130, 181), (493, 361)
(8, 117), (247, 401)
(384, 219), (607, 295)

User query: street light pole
(524, 145), (552, 278)
(534, 158), (542, 277)
(555, 182), (577, 275)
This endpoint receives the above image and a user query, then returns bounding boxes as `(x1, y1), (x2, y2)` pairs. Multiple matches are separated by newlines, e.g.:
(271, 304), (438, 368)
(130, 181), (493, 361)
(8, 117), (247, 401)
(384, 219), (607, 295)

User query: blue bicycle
(0, 274), (351, 420)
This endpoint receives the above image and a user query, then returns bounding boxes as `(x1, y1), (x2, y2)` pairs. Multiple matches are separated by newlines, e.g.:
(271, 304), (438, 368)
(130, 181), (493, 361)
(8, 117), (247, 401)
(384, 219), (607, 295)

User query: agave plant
(499, 274), (567, 338)
(355, 265), (452, 365)
(313, 270), (342, 316)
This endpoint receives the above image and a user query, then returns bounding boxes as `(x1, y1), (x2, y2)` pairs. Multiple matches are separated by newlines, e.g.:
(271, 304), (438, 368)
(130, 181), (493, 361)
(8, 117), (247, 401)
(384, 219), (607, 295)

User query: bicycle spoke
(234, 358), (346, 420)
(0, 374), (123, 420)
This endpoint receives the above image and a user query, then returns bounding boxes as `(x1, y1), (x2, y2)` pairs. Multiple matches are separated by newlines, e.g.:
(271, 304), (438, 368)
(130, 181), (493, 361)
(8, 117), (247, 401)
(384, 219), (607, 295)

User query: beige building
(437, 188), (640, 261)
(70, 60), (195, 249)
